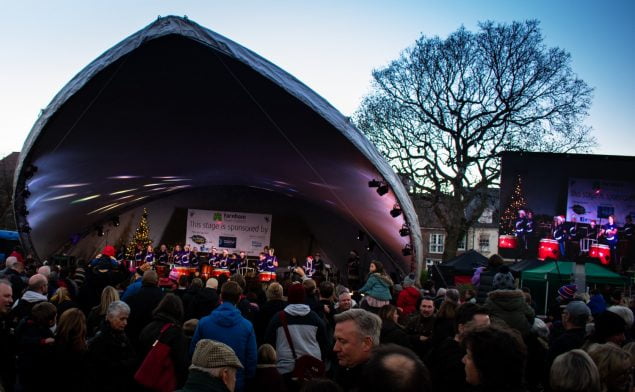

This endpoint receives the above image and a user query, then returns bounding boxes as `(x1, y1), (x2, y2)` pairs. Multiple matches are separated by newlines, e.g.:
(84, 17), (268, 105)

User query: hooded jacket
(397, 286), (421, 317)
(190, 302), (257, 392)
(359, 273), (393, 301)
(264, 304), (329, 375)
(484, 289), (535, 335)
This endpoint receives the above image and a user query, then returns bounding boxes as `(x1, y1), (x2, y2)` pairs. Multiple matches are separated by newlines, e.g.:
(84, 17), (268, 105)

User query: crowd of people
(1, 246), (635, 392)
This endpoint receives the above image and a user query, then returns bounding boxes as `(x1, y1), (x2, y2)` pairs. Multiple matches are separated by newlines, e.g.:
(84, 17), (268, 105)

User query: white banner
(566, 178), (635, 225)
(185, 209), (272, 256)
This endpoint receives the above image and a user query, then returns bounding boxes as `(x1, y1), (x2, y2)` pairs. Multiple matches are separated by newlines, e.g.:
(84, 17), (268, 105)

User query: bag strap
(152, 323), (173, 347)
(278, 311), (297, 360)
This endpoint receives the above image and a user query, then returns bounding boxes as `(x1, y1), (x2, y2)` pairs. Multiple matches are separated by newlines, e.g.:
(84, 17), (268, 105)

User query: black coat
(124, 284), (164, 347)
(50, 343), (88, 392)
(476, 266), (500, 304)
(380, 320), (411, 349)
(255, 299), (286, 345)
(86, 322), (137, 392)
(138, 313), (190, 389)
(184, 288), (219, 320)
(15, 318), (55, 391)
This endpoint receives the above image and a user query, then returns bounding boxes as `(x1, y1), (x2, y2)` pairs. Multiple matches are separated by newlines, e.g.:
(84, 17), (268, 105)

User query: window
(457, 235), (466, 251)
(479, 234), (490, 252)
(429, 233), (444, 254)
(478, 207), (494, 224)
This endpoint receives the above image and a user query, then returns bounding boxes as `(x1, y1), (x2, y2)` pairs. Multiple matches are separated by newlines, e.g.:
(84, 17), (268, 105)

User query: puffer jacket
(359, 273), (393, 301)
(484, 289), (535, 336)
(475, 266), (500, 304)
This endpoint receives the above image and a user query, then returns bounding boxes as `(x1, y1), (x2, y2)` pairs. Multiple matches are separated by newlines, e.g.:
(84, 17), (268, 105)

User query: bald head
(4, 256), (17, 269)
(28, 274), (48, 294)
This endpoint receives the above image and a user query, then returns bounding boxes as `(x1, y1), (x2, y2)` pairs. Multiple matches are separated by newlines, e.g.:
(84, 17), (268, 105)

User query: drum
(258, 271), (276, 282)
(173, 266), (198, 279)
(538, 239), (559, 261)
(590, 244), (611, 265)
(155, 264), (168, 278)
(200, 264), (214, 279)
(498, 235), (518, 249)
(211, 268), (231, 278)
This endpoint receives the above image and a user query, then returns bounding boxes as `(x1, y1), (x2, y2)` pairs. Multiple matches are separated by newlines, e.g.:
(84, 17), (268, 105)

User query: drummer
(553, 216), (568, 259)
(266, 247), (279, 268)
(514, 209), (527, 256)
(304, 255), (316, 278)
(228, 253), (239, 274)
(172, 244), (185, 265)
(236, 251), (247, 269)
(133, 243), (145, 269)
(258, 251), (278, 282)
(156, 244), (170, 264)
(208, 246), (219, 266)
(143, 244), (156, 265)
(217, 249), (230, 270)
(601, 215), (619, 265)
(524, 211), (536, 258)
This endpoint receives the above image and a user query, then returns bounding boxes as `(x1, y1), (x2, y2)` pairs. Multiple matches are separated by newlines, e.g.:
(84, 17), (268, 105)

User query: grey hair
(106, 300), (130, 319)
(334, 308), (382, 346)
(608, 305), (634, 328)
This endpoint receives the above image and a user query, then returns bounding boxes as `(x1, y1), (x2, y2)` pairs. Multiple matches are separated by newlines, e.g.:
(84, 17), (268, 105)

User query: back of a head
(221, 281), (242, 304)
(257, 343), (277, 365)
(28, 274), (48, 292)
(607, 305), (634, 328)
(462, 324), (527, 389)
(587, 343), (632, 391)
(303, 278), (317, 294)
(360, 344), (431, 392)
(37, 265), (51, 278)
(153, 293), (184, 323)
(266, 282), (283, 301)
(142, 270), (159, 286)
(206, 277), (219, 290)
(488, 254), (504, 268)
(319, 281), (334, 299)
(190, 278), (203, 289)
(31, 301), (57, 325)
(230, 274), (246, 291)
(550, 349), (601, 392)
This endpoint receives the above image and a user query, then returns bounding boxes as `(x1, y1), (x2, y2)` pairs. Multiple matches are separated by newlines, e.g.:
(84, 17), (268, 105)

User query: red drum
(498, 235), (518, 249)
(258, 271), (276, 282)
(172, 266), (198, 279)
(155, 265), (168, 278)
(538, 239), (559, 261)
(590, 244), (611, 265)
(200, 264), (214, 279)
(211, 268), (231, 278)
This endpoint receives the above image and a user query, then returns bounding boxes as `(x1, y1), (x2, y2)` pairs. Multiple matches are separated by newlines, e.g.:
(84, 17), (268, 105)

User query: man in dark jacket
(11, 274), (48, 324)
(0, 280), (15, 391)
(186, 278), (219, 320)
(124, 270), (164, 348)
(2, 257), (26, 302)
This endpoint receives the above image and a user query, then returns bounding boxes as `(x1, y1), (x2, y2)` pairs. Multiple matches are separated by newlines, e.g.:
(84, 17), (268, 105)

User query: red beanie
(287, 283), (306, 304)
(102, 245), (116, 258)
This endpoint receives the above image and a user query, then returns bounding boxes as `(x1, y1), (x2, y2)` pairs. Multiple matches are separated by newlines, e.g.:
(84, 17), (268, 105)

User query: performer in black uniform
(553, 216), (568, 259)
(514, 209), (527, 258)
(601, 215), (619, 266)
(524, 211), (535, 258)
(156, 244), (170, 264)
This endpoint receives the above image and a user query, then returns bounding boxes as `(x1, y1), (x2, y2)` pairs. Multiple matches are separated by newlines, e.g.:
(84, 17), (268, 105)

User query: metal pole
(544, 276), (549, 316)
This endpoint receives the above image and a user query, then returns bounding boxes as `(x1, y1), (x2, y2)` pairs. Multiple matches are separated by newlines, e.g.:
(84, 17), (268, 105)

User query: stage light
(366, 240), (375, 252)
(21, 187), (31, 198)
(96, 226), (105, 237)
(368, 179), (381, 188)
(20, 224), (31, 234)
(376, 184), (389, 196)
(402, 244), (412, 256)
(399, 224), (410, 237)
(24, 164), (38, 179)
(112, 216), (120, 227)
(390, 204), (402, 218)
(357, 231), (365, 241)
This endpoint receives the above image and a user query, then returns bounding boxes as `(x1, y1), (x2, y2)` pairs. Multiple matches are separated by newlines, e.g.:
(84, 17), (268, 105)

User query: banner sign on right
(185, 209), (272, 256)
(566, 178), (635, 224)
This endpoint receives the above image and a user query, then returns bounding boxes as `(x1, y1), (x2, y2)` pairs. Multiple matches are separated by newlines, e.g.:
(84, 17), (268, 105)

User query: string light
(500, 175), (528, 235)
(126, 207), (153, 259)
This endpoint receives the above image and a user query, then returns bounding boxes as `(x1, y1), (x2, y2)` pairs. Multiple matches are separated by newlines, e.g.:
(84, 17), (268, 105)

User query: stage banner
(566, 178), (635, 224)
(185, 209), (272, 256)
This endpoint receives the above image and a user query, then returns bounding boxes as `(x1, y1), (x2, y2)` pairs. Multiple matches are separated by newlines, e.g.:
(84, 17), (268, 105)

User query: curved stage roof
(14, 16), (422, 273)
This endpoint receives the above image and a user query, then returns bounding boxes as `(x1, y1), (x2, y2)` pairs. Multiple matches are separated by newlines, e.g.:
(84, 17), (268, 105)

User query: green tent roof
(521, 261), (627, 286)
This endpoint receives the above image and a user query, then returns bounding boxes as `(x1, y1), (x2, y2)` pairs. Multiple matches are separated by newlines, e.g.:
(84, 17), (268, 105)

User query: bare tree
(355, 20), (594, 260)
(0, 152), (18, 230)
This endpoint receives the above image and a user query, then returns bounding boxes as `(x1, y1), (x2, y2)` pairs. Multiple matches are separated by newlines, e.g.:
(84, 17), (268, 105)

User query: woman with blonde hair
(247, 344), (285, 392)
(49, 286), (78, 316)
(587, 343), (632, 392)
(87, 286), (119, 337)
(550, 349), (601, 392)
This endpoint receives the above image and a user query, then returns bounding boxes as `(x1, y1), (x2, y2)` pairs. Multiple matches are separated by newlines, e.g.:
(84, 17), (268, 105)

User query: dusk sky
(1, 0), (633, 159)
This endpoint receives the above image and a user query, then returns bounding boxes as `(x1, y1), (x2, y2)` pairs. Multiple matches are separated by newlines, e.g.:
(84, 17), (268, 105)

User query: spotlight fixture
(21, 187), (31, 198)
(19, 206), (29, 216)
(368, 179), (381, 188)
(111, 216), (120, 227)
(357, 230), (365, 241)
(366, 239), (376, 252)
(24, 164), (38, 179)
(20, 224), (32, 234)
(376, 184), (389, 196)
(402, 244), (412, 256)
(96, 226), (105, 237)
(399, 224), (410, 237)
(390, 204), (402, 218)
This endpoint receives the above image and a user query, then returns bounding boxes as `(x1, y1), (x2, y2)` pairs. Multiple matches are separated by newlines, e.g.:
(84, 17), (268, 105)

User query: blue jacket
(190, 302), (257, 392)
(359, 273), (393, 301)
(120, 277), (142, 301)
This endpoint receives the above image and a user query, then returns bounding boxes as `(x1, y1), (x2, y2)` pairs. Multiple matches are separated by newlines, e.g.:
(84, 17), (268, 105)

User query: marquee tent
(13, 16), (422, 274)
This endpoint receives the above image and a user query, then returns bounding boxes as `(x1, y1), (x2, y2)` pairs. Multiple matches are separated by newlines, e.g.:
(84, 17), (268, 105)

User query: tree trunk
(443, 224), (466, 261)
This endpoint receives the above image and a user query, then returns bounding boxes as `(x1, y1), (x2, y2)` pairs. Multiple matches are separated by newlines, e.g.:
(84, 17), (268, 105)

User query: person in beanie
(264, 282), (329, 389)
(179, 339), (244, 392)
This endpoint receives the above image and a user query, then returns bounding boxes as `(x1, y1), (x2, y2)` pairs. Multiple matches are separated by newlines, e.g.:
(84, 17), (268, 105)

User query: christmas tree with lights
(500, 175), (528, 235)
(126, 208), (152, 259)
